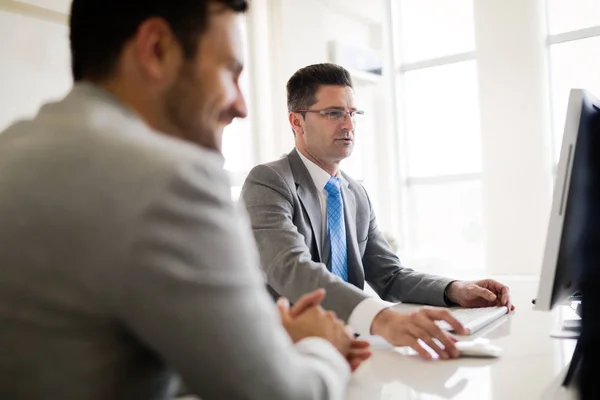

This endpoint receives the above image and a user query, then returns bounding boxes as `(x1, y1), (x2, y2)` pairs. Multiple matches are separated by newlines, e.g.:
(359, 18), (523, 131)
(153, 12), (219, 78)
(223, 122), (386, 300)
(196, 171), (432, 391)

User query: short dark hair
(69, 0), (248, 82)
(286, 63), (353, 113)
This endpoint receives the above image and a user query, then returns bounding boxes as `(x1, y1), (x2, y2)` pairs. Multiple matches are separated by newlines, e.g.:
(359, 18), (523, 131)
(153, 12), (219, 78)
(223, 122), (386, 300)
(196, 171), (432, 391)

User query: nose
(233, 86), (248, 119)
(341, 112), (354, 131)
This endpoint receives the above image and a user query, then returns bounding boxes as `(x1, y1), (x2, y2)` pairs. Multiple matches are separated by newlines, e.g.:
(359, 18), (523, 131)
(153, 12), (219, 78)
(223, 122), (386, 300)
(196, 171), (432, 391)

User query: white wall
(474, 0), (554, 275)
(16, 0), (70, 14)
(0, 0), (71, 131)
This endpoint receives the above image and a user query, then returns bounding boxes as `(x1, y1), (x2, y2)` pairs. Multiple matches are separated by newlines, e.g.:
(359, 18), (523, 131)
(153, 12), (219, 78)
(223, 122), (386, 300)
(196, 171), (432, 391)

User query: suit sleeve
(241, 164), (370, 322)
(360, 185), (453, 306)
(110, 159), (350, 400)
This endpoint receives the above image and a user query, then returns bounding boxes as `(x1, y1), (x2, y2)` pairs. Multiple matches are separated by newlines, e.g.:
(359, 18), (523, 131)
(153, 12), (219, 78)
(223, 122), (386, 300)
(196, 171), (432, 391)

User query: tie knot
(325, 176), (341, 195)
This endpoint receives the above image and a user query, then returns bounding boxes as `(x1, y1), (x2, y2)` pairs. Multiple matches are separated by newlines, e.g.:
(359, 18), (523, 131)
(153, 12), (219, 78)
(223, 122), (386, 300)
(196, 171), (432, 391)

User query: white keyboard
(437, 306), (509, 335)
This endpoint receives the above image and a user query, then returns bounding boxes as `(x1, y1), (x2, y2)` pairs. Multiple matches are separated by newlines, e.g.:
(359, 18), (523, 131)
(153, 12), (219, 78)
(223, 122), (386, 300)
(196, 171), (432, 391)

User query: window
(399, 0), (475, 63)
(403, 60), (481, 177)
(395, 0), (484, 273)
(221, 17), (256, 201)
(546, 3), (600, 164)
(546, 0), (600, 35)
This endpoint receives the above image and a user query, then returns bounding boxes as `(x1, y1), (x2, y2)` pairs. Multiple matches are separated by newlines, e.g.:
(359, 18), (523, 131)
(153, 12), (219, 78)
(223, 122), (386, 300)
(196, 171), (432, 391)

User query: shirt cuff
(444, 280), (459, 306)
(347, 297), (394, 336)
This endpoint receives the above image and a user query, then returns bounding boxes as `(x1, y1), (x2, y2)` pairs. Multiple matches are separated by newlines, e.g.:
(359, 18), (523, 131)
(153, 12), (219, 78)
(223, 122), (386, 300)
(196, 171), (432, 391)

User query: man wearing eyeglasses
(241, 63), (515, 360)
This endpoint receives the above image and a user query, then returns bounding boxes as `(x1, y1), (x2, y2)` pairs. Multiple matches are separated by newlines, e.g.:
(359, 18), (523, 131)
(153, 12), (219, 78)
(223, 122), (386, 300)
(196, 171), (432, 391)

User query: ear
(132, 17), (183, 85)
(289, 112), (305, 136)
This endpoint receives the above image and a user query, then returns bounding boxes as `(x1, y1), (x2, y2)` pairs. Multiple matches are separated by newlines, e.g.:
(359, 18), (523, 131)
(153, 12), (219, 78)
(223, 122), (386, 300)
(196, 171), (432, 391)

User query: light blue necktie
(325, 177), (348, 281)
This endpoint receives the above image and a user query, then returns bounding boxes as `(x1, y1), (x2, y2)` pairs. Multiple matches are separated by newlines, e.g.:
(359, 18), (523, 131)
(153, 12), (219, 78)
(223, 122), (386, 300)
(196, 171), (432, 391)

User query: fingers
(276, 297), (291, 325)
(499, 286), (509, 307)
(498, 285), (515, 311)
(325, 311), (352, 356)
(404, 311), (459, 359)
(348, 350), (371, 371)
(423, 308), (467, 336)
(415, 313), (459, 358)
(289, 289), (326, 318)
(478, 279), (509, 297)
(473, 286), (497, 302)
(407, 323), (449, 359)
(276, 297), (290, 313)
(477, 278), (501, 290)
(475, 279), (515, 312)
(347, 345), (372, 371)
(500, 286), (508, 302)
(407, 338), (434, 360)
(348, 345), (372, 360)
(481, 280), (515, 310)
(348, 339), (371, 367)
(382, 311), (460, 360)
(349, 358), (364, 371)
(350, 339), (371, 349)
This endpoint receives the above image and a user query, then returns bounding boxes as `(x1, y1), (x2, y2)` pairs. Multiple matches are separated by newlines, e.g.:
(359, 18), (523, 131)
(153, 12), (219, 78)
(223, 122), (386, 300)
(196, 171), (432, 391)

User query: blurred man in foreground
(0, 2), (369, 399)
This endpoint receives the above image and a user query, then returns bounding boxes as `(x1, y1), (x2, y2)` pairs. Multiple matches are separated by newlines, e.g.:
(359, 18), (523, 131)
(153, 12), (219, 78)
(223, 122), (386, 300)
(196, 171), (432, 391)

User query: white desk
(346, 276), (579, 400)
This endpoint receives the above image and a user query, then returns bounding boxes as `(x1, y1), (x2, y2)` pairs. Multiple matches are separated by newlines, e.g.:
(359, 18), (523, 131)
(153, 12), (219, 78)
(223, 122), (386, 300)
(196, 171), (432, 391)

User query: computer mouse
(454, 340), (502, 358)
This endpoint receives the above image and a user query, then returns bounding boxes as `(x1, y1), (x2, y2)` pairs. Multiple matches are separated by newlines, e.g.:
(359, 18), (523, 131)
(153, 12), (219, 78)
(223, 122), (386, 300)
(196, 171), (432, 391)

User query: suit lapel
(340, 178), (365, 289)
(288, 150), (323, 260)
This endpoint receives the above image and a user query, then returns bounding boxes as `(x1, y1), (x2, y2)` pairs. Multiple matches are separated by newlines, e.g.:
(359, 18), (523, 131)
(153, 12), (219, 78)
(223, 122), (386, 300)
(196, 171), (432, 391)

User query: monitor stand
(550, 300), (582, 339)
(562, 338), (582, 387)
(550, 318), (581, 338)
(560, 300), (583, 388)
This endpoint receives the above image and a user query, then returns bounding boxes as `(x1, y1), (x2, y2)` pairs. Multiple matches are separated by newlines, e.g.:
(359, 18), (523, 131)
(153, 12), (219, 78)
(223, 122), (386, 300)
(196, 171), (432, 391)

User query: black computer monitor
(535, 88), (600, 312)
(534, 88), (600, 389)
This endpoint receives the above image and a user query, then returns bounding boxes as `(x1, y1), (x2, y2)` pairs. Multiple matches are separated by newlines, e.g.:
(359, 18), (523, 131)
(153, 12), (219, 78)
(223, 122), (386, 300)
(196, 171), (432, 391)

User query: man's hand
(288, 288), (327, 318)
(346, 333), (371, 371)
(371, 307), (467, 360)
(277, 292), (351, 355)
(277, 289), (371, 371)
(446, 279), (515, 311)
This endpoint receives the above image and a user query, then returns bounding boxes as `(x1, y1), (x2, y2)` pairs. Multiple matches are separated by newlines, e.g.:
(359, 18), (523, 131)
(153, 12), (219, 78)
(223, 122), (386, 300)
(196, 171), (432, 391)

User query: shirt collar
(296, 148), (343, 191)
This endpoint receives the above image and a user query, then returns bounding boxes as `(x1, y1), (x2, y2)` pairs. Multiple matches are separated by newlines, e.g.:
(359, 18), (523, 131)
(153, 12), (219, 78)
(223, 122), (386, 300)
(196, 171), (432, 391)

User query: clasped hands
(277, 289), (371, 371)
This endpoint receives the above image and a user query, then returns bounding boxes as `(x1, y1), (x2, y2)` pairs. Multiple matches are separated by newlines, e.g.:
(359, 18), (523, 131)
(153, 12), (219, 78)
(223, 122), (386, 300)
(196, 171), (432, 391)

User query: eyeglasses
(294, 108), (365, 122)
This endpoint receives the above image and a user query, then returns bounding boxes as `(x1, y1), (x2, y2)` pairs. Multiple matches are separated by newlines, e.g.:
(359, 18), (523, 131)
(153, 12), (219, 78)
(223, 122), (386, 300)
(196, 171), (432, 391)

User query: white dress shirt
(297, 149), (392, 336)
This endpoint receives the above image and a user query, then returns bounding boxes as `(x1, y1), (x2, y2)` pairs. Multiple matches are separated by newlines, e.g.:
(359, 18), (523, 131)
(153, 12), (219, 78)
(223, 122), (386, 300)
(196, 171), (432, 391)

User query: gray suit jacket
(241, 149), (453, 322)
(0, 85), (348, 400)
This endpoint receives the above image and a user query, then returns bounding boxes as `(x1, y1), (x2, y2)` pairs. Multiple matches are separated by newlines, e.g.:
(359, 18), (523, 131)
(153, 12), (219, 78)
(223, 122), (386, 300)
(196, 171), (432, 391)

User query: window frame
(390, 0), (484, 264)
